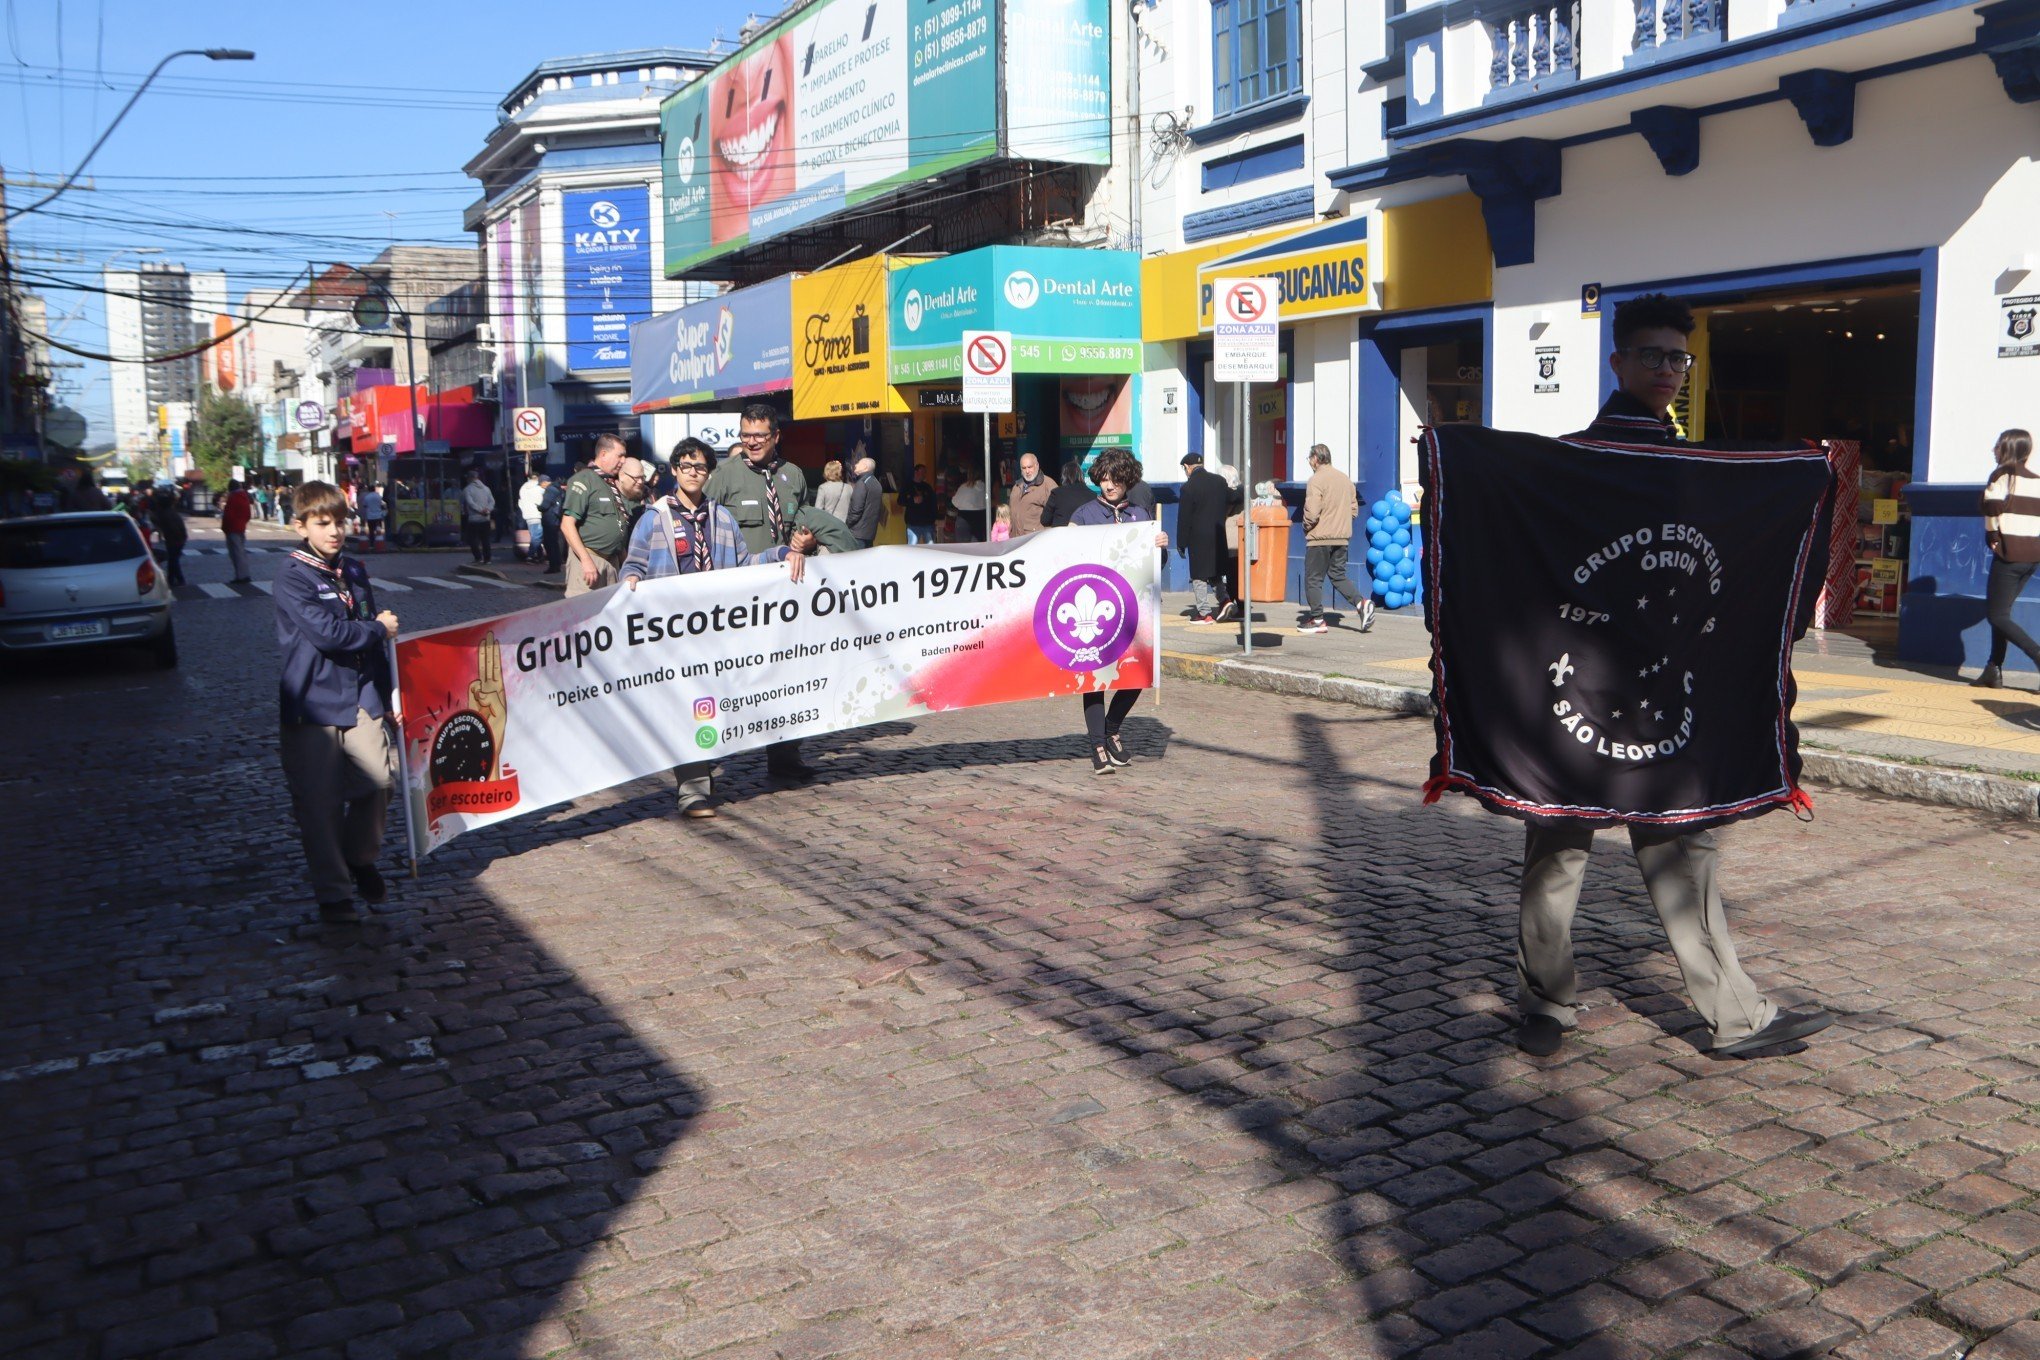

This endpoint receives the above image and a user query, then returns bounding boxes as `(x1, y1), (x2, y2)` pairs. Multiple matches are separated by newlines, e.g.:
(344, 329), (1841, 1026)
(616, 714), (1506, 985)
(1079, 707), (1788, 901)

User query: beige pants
(565, 551), (621, 598)
(281, 709), (396, 903)
(1519, 824), (1776, 1044)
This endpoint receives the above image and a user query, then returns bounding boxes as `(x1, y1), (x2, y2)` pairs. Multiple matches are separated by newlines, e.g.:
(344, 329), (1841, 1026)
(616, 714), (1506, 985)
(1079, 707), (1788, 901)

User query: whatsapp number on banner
(393, 524), (1161, 857)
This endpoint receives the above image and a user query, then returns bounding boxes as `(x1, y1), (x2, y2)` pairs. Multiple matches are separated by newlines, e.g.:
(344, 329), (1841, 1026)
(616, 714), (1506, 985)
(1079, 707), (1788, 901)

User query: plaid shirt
(620, 495), (788, 583)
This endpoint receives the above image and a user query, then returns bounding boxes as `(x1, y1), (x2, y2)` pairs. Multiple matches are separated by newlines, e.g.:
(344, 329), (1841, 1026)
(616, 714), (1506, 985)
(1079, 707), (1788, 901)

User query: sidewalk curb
(1162, 651), (2040, 822)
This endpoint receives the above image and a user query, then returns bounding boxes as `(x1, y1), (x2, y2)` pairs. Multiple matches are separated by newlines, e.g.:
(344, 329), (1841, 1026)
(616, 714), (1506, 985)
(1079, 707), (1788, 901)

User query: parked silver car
(0, 512), (176, 667)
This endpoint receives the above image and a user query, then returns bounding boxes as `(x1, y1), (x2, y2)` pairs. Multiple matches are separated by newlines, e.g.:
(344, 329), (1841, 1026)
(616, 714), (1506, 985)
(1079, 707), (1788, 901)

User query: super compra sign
(1196, 216), (1374, 329)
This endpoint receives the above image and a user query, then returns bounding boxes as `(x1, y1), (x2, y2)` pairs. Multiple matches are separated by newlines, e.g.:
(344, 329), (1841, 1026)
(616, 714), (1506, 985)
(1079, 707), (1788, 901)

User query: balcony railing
(1486, 1), (1584, 94)
(1630, 0), (1725, 56)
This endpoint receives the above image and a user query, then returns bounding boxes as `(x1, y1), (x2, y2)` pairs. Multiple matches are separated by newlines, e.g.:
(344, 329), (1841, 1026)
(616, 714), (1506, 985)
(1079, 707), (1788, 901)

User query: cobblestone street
(7, 531), (2040, 1359)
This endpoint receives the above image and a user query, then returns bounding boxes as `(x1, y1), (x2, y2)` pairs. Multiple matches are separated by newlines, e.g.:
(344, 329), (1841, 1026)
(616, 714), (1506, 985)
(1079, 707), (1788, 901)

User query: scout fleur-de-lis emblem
(1056, 584), (1118, 644)
(1548, 653), (1575, 687)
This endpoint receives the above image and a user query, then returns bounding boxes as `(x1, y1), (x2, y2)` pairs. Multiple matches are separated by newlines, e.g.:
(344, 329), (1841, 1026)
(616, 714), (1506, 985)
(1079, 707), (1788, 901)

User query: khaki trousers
(281, 709), (396, 904)
(1518, 824), (1776, 1044)
(564, 551), (621, 598)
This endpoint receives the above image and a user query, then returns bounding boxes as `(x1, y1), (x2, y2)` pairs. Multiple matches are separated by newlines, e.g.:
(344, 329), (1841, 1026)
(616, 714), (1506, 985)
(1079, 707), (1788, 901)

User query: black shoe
(1711, 1008), (1833, 1059)
(1973, 664), (2004, 689)
(1516, 1015), (1565, 1057)
(350, 863), (387, 904)
(768, 760), (818, 783)
(1215, 600), (1241, 623)
(1103, 733), (1132, 767)
(317, 899), (359, 923)
(1089, 744), (1115, 776)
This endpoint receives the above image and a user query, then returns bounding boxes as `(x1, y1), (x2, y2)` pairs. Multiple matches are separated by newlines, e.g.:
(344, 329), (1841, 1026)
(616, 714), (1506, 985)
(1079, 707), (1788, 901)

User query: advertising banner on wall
(792, 257), (910, 420)
(518, 200), (545, 395)
(1005, 0), (1113, 163)
(888, 246), (1140, 383)
(629, 274), (797, 413)
(395, 525), (1160, 857)
(661, 0), (999, 275)
(1195, 217), (1374, 330)
(1060, 375), (1132, 451)
(491, 220), (521, 411)
(563, 187), (654, 372)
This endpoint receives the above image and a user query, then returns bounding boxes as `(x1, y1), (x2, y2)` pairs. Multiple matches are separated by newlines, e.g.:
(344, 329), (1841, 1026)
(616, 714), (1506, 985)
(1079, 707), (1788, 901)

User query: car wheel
(152, 622), (179, 669)
(395, 522), (425, 549)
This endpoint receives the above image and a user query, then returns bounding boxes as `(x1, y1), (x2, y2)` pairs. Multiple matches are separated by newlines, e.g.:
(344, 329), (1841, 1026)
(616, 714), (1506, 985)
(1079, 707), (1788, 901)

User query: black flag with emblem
(1418, 424), (1834, 829)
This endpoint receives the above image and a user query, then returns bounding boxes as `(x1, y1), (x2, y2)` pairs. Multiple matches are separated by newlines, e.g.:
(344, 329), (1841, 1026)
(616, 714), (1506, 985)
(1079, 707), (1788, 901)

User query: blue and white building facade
(463, 49), (719, 470)
(1136, 0), (2040, 667)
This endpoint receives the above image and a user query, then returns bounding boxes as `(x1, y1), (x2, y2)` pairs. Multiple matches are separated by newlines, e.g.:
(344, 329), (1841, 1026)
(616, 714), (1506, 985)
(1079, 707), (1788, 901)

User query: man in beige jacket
(1300, 444), (1373, 633)
(1008, 452), (1058, 536)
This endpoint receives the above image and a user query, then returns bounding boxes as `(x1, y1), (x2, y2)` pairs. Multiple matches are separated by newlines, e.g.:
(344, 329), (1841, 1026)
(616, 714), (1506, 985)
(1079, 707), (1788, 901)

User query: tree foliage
(190, 388), (260, 491)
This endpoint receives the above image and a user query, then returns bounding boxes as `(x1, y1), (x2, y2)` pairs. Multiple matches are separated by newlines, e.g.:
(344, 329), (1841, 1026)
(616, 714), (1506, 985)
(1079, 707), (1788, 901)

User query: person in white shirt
(461, 470), (497, 565)
(517, 471), (548, 563)
(950, 471), (987, 542)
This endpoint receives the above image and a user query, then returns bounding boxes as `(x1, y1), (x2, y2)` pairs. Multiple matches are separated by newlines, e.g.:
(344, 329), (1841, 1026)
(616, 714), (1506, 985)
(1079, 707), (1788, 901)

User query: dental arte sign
(630, 274), (796, 413)
(887, 245), (1141, 383)
(564, 188), (654, 372)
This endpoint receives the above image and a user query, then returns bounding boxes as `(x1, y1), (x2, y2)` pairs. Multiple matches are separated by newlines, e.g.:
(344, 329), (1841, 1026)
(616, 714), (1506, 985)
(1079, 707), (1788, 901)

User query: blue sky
(0, 0), (759, 443)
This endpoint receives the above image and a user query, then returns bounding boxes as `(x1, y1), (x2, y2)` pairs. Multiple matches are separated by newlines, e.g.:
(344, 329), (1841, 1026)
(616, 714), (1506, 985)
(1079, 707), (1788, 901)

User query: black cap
(1180, 453), (1201, 467)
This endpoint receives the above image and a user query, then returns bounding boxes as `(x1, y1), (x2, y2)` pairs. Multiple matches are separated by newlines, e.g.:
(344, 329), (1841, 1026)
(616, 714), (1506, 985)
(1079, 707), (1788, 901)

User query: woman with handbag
(1975, 428), (2040, 689)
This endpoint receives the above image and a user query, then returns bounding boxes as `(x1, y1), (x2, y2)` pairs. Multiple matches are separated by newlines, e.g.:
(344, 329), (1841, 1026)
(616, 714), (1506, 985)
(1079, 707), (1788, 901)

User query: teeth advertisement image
(662, 0), (1001, 275)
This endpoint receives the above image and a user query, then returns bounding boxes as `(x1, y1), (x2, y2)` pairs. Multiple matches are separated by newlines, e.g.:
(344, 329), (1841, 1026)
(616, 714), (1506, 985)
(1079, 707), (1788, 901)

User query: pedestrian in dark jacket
(899, 468), (938, 543)
(1066, 449), (1168, 776)
(538, 478), (566, 574)
(1045, 459), (1092, 528)
(1175, 454), (1238, 623)
(150, 486), (188, 587)
(845, 457), (885, 547)
(274, 481), (400, 922)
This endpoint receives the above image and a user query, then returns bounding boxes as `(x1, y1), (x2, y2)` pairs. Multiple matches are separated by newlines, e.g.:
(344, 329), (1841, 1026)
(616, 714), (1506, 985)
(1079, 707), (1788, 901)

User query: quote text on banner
(394, 525), (1160, 857)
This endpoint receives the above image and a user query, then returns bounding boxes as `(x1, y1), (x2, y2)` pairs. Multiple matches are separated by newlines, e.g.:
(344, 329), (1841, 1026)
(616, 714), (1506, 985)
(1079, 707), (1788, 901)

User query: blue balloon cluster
(1365, 493), (1420, 609)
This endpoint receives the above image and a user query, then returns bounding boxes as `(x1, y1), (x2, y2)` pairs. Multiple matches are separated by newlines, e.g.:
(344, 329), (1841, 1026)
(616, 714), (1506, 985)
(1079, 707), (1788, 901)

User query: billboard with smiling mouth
(661, 0), (1112, 277)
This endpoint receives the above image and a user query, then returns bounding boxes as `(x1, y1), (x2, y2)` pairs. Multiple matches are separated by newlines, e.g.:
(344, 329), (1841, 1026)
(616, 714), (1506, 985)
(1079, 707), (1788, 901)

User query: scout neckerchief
(755, 455), (787, 544)
(660, 495), (714, 572)
(1091, 495), (1138, 524)
(289, 548), (369, 620)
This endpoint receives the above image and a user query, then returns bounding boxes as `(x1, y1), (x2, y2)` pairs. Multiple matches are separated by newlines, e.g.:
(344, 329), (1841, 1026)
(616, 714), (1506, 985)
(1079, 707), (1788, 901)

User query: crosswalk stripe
(250, 580), (274, 595)
(197, 583), (240, 599)
(462, 575), (524, 588)
(413, 577), (471, 590)
(373, 580), (413, 592)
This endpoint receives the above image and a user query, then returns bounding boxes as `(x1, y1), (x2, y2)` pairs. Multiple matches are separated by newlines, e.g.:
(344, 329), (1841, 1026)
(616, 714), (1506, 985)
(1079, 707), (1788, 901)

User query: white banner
(394, 525), (1161, 857)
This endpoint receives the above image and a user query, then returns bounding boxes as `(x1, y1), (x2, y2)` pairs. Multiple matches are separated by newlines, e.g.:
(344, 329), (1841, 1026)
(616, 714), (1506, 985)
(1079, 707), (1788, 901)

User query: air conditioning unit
(475, 323), (496, 344)
(473, 376), (501, 402)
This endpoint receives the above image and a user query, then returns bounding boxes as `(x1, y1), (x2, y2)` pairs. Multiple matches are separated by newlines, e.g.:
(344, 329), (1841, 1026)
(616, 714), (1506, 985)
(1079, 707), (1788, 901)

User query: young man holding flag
(1513, 293), (1833, 1061)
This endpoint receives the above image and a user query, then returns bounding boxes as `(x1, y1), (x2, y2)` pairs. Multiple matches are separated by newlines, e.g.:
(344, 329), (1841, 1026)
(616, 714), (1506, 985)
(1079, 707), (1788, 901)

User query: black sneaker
(350, 863), (387, 904)
(768, 760), (818, 783)
(1516, 1015), (1564, 1057)
(1089, 744), (1115, 776)
(317, 899), (359, 923)
(1711, 1008), (1833, 1059)
(1104, 733), (1132, 767)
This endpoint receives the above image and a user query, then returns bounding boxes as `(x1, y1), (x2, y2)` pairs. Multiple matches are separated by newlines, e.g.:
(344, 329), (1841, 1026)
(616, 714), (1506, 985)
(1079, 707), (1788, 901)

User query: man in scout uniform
(561, 434), (630, 598)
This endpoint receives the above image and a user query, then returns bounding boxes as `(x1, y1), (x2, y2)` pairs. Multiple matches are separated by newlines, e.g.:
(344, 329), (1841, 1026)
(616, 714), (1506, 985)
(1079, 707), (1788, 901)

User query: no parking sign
(960, 330), (1012, 414)
(1212, 277), (1280, 383)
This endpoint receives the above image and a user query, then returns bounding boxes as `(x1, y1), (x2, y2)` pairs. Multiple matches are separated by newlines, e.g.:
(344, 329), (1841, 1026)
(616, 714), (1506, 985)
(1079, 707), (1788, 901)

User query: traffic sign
(1213, 277), (1280, 383)
(960, 329), (1012, 415)
(512, 406), (548, 453)
(294, 399), (325, 431)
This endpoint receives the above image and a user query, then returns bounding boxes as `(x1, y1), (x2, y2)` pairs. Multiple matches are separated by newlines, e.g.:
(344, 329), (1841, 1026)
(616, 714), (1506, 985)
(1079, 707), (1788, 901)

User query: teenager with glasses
(621, 439), (817, 820)
(1509, 292), (1833, 1063)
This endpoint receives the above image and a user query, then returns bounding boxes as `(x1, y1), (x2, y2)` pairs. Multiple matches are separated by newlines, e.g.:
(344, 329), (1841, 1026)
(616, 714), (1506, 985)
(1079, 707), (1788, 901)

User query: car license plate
(47, 619), (109, 641)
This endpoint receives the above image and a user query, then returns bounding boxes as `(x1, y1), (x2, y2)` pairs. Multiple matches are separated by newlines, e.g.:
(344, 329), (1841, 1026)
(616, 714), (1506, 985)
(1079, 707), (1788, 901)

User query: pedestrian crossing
(171, 573), (551, 602)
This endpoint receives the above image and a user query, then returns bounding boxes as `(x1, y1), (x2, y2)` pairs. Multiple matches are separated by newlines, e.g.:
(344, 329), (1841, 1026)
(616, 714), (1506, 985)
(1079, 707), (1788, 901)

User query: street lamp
(6, 49), (257, 221)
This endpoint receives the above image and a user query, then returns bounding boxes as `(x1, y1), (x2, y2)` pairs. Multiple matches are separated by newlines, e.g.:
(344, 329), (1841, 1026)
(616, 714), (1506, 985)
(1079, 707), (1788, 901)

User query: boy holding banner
(274, 481), (401, 922)
(623, 439), (817, 819)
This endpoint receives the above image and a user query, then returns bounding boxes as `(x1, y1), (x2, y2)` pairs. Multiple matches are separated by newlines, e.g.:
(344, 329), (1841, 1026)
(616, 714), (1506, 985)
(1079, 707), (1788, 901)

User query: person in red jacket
(221, 480), (255, 582)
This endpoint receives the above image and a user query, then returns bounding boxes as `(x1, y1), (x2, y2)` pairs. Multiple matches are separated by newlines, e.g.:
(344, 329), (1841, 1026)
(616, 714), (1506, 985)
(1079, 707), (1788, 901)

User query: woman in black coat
(1174, 454), (1238, 623)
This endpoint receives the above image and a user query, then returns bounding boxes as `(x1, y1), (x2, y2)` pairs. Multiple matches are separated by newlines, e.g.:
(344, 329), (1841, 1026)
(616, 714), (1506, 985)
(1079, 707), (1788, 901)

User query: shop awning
(630, 274), (797, 414)
(886, 245), (1140, 385)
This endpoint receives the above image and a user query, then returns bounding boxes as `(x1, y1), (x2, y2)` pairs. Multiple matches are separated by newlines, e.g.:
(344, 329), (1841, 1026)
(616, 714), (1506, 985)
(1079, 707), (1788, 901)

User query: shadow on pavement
(0, 686), (702, 1358)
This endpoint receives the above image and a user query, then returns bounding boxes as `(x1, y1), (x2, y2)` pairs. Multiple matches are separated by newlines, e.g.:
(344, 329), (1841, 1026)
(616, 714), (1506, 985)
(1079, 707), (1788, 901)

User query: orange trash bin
(1236, 504), (1292, 602)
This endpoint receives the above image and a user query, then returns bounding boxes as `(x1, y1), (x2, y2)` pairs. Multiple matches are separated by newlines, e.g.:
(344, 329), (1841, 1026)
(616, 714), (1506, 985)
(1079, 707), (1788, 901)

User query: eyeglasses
(675, 462), (710, 474)
(1622, 346), (1697, 372)
(736, 430), (774, 444)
